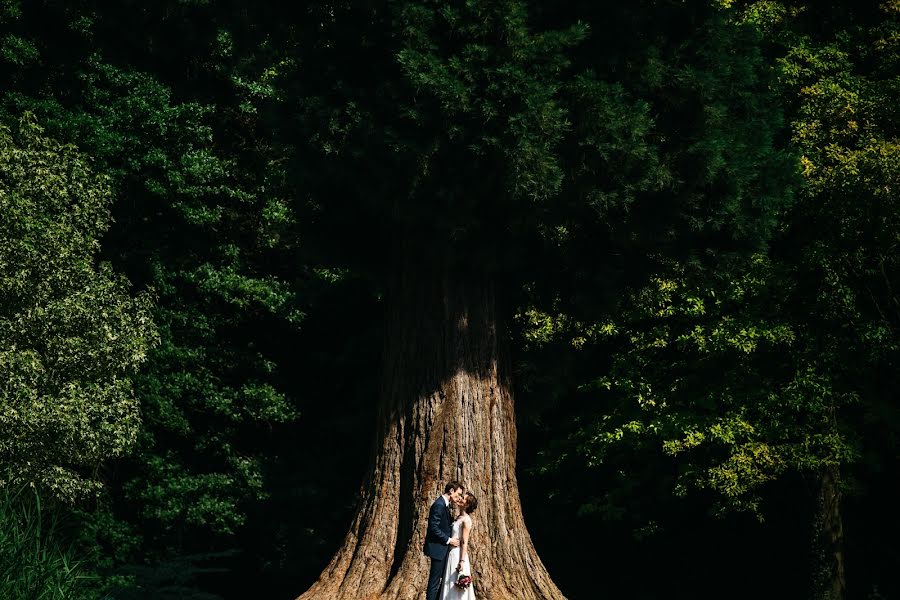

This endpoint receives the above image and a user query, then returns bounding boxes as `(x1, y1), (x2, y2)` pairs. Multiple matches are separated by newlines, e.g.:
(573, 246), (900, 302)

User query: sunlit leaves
(0, 118), (156, 502)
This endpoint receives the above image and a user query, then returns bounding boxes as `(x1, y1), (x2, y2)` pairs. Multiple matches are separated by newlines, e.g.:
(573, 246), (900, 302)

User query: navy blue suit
(423, 496), (453, 600)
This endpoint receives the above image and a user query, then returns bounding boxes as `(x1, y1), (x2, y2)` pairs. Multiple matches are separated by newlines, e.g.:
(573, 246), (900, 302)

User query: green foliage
(0, 116), (156, 502)
(522, 0), (900, 553)
(0, 487), (95, 600)
(743, 0), (900, 493)
(0, 1), (308, 554)
(528, 256), (855, 518)
(1, 0), (897, 597)
(770, 1), (900, 358)
(396, 0), (588, 203)
(569, 2), (790, 234)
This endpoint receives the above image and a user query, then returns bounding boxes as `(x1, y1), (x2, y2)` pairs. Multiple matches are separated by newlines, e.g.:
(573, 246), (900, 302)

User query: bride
(441, 492), (478, 599)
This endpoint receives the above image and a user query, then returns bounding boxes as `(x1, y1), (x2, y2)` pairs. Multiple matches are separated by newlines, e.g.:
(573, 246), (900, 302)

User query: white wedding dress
(440, 517), (475, 599)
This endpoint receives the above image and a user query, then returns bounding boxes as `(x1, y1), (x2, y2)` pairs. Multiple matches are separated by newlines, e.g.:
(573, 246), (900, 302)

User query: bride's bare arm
(458, 517), (472, 570)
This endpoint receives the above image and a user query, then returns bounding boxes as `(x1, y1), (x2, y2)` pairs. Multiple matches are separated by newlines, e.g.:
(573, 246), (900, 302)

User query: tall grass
(0, 486), (94, 600)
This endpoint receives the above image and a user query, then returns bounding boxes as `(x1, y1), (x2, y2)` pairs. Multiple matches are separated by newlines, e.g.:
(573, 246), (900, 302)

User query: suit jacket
(422, 496), (453, 560)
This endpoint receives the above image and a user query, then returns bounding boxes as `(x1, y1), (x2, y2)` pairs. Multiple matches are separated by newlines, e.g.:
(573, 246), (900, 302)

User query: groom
(423, 481), (464, 600)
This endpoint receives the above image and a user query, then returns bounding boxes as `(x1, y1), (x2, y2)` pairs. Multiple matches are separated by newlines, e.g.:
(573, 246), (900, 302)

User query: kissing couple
(422, 480), (478, 600)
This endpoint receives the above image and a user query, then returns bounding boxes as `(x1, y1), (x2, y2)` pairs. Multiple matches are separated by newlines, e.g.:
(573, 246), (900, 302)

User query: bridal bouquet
(454, 574), (473, 589)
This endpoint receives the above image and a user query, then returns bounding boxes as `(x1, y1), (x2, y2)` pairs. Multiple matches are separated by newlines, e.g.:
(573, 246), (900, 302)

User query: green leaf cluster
(0, 116), (156, 502)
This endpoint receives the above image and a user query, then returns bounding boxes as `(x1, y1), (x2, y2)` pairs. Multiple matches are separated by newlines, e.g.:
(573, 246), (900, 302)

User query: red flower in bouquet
(454, 574), (473, 589)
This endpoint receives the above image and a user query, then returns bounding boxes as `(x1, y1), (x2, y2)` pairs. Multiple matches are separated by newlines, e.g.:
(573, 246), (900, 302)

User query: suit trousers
(426, 554), (446, 600)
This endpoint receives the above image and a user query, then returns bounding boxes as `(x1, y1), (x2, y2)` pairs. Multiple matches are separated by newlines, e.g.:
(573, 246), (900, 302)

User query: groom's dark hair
(444, 481), (464, 494)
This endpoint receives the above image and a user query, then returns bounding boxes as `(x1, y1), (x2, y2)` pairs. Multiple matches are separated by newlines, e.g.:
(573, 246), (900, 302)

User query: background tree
(753, 2), (900, 597)
(282, 0), (585, 596)
(1, 1), (897, 599)
(517, 3), (900, 599)
(264, 0), (797, 598)
(0, 116), (155, 502)
(0, 3), (343, 594)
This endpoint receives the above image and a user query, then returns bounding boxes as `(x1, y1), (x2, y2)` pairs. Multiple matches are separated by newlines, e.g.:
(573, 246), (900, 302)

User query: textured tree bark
(816, 464), (846, 600)
(297, 253), (566, 600)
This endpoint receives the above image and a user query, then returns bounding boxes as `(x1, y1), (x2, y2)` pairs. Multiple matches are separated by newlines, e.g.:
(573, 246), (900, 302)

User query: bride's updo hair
(464, 492), (478, 514)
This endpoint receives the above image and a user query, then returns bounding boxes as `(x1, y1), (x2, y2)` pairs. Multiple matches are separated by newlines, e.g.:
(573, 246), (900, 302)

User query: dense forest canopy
(0, 1), (897, 599)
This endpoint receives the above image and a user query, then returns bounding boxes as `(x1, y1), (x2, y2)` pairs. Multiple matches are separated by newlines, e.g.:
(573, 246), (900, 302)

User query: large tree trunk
(812, 464), (846, 600)
(297, 252), (566, 600)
